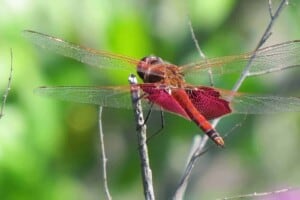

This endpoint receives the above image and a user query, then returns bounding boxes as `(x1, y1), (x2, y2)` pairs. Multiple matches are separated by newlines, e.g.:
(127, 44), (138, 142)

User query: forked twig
(231, 0), (289, 92)
(0, 49), (13, 119)
(129, 74), (155, 200)
(98, 106), (112, 200)
(173, 0), (289, 199)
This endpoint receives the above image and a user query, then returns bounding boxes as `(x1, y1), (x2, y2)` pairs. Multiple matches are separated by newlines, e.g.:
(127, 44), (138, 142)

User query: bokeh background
(1, 0), (300, 199)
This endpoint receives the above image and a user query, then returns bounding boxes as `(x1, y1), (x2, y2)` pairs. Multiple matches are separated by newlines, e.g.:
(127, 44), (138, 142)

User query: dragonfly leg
(135, 102), (165, 143)
(145, 108), (165, 144)
(144, 102), (154, 125)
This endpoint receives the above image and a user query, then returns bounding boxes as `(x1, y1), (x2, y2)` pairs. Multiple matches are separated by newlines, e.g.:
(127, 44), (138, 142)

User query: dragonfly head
(137, 56), (165, 83)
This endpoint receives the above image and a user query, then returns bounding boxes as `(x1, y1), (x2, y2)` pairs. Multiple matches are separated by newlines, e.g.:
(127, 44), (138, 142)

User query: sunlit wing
(24, 30), (300, 78)
(230, 94), (300, 114)
(36, 85), (300, 119)
(26, 30), (300, 116)
(182, 86), (300, 120)
(35, 84), (183, 115)
(23, 30), (140, 71)
(34, 84), (198, 118)
(35, 85), (137, 109)
(181, 40), (300, 76)
(215, 88), (300, 114)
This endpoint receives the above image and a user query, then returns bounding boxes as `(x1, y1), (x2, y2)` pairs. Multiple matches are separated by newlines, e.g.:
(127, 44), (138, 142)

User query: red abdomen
(171, 89), (225, 147)
(141, 84), (226, 146)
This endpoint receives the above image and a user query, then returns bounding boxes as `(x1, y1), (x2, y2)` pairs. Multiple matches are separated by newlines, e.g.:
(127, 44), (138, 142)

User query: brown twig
(128, 74), (155, 200)
(98, 106), (112, 200)
(173, 0), (289, 199)
(0, 49), (13, 119)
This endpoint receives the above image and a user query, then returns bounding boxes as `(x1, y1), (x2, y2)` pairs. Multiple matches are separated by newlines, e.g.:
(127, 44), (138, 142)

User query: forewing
(23, 30), (139, 71)
(181, 40), (300, 76)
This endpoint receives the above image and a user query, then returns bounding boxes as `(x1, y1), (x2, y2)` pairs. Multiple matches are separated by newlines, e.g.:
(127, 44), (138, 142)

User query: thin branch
(173, 1), (289, 199)
(188, 20), (214, 86)
(128, 74), (155, 200)
(172, 135), (202, 200)
(219, 187), (300, 200)
(268, 0), (274, 18)
(173, 117), (245, 199)
(98, 106), (112, 200)
(0, 49), (13, 119)
(231, 0), (289, 92)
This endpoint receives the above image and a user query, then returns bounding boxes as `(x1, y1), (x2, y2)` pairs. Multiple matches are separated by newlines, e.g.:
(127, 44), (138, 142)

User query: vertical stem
(188, 20), (214, 86)
(0, 49), (13, 119)
(128, 74), (155, 200)
(98, 106), (112, 200)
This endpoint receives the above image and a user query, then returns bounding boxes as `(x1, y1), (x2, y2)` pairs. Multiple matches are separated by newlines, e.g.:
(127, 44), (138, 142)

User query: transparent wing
(218, 90), (300, 114)
(34, 85), (200, 120)
(35, 85), (137, 109)
(36, 85), (300, 115)
(23, 30), (139, 71)
(181, 40), (300, 76)
(24, 30), (300, 78)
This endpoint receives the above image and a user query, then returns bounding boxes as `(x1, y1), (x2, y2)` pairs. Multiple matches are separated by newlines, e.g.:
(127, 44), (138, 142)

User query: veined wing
(184, 86), (300, 119)
(181, 40), (300, 76)
(34, 84), (200, 120)
(217, 89), (300, 114)
(23, 30), (140, 71)
(35, 85), (300, 120)
(34, 84), (182, 112)
(35, 85), (137, 109)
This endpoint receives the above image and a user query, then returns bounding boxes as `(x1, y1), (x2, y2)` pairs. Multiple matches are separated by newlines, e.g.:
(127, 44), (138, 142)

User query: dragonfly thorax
(137, 55), (186, 87)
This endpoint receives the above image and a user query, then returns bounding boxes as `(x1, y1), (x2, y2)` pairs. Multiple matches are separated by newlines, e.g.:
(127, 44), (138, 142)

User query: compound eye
(137, 55), (165, 83)
(141, 56), (163, 65)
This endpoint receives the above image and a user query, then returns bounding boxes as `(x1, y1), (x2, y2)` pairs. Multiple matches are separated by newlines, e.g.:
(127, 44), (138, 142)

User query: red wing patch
(186, 86), (231, 120)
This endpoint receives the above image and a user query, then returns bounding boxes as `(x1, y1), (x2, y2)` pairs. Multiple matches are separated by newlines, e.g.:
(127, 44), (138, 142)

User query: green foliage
(0, 0), (300, 199)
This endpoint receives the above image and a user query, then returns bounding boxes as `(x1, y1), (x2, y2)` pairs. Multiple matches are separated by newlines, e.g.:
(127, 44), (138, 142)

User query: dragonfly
(23, 30), (300, 147)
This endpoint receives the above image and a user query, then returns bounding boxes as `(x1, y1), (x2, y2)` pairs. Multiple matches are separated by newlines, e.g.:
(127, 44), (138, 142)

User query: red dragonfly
(23, 30), (300, 147)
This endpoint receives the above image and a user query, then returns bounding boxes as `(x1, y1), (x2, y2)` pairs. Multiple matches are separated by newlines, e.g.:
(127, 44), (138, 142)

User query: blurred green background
(1, 0), (300, 199)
